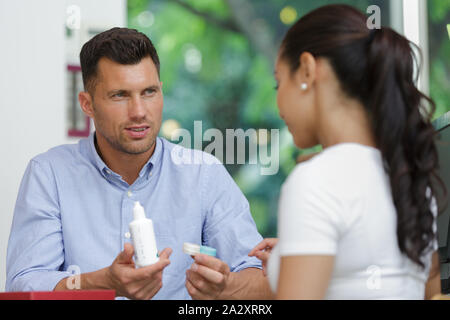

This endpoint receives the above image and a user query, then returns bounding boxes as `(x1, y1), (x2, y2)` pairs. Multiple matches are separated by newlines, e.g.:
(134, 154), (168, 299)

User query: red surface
(0, 290), (115, 300)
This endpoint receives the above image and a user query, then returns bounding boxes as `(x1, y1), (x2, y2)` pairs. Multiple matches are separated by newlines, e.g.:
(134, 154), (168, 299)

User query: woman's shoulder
(285, 143), (383, 193)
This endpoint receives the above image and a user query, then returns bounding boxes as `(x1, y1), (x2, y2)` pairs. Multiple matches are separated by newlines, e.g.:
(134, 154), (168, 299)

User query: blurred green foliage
(128, 0), (449, 237)
(428, 0), (450, 120)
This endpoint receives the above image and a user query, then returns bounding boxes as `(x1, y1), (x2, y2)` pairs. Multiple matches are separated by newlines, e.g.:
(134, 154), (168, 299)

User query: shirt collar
(85, 131), (163, 182)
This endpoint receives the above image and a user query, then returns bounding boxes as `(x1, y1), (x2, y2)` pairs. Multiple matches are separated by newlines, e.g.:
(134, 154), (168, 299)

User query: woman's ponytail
(366, 28), (443, 268)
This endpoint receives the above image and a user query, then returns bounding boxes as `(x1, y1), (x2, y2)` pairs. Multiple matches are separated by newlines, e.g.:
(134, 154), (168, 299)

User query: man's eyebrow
(107, 89), (128, 96)
(106, 85), (160, 96)
(143, 85), (160, 91)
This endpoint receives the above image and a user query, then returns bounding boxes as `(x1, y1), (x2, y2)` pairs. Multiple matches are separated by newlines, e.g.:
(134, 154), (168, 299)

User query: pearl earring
(301, 83), (308, 91)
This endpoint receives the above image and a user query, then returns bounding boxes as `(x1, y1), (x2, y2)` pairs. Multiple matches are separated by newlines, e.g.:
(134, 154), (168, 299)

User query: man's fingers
(189, 262), (224, 284)
(193, 254), (228, 274)
(185, 278), (197, 298)
(126, 253), (171, 282)
(135, 257), (171, 279)
(185, 258), (230, 300)
(185, 272), (215, 300)
(158, 247), (173, 260)
(133, 271), (164, 300)
(185, 278), (209, 300)
(116, 243), (135, 264)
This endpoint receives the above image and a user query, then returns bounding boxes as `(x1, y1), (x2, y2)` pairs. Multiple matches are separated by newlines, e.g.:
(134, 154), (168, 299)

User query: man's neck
(94, 133), (155, 186)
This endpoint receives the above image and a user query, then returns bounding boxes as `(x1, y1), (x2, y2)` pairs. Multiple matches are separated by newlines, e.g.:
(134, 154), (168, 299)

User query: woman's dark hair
(80, 27), (160, 94)
(280, 4), (447, 268)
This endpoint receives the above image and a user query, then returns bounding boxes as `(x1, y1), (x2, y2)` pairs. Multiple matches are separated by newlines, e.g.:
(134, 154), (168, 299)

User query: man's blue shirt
(6, 132), (262, 299)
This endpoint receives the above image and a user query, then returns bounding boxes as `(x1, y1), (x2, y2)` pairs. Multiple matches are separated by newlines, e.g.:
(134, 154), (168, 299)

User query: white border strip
(402, 0), (429, 95)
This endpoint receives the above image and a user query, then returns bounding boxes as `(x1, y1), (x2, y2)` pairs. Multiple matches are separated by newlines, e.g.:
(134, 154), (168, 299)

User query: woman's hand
(248, 238), (278, 276)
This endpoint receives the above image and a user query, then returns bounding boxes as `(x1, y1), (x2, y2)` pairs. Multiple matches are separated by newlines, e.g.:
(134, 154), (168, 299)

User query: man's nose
(128, 96), (146, 120)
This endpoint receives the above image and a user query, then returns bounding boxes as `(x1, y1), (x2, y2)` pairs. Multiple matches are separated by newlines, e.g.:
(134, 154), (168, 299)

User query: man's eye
(112, 93), (124, 98)
(145, 89), (156, 95)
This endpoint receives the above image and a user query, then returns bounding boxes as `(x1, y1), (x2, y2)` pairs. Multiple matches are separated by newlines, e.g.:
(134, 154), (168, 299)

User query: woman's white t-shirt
(267, 143), (437, 299)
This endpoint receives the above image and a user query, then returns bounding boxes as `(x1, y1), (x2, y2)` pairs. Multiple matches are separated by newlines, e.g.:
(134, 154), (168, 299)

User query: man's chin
(120, 138), (156, 155)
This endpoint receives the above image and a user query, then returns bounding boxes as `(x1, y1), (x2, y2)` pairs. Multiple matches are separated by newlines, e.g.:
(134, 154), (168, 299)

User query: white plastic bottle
(129, 201), (159, 267)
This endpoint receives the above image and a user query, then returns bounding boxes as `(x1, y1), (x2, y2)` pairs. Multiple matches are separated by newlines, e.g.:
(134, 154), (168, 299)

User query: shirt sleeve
(6, 159), (71, 292)
(278, 165), (346, 256)
(201, 158), (263, 272)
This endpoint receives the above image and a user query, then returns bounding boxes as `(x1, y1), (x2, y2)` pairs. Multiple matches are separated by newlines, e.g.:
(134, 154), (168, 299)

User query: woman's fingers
(255, 251), (271, 276)
(249, 238), (278, 256)
(250, 239), (279, 277)
(255, 250), (270, 263)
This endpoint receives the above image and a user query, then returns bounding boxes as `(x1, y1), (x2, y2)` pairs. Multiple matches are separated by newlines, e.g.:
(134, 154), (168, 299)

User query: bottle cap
(183, 242), (200, 256)
(200, 245), (217, 257)
(183, 242), (217, 257)
(133, 201), (146, 220)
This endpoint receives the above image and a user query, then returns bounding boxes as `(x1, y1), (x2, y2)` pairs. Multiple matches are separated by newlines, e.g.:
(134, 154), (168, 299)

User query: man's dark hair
(79, 27), (160, 94)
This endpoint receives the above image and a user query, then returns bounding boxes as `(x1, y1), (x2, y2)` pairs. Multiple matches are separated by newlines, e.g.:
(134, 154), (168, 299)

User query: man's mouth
(128, 127), (147, 132)
(125, 125), (150, 138)
(126, 125), (150, 131)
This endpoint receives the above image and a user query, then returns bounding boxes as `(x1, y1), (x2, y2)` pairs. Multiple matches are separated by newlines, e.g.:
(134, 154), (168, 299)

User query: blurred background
(0, 0), (449, 291)
(127, 0), (450, 238)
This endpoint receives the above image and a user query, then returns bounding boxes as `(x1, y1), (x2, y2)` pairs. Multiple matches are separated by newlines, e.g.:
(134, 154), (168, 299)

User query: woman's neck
(316, 96), (377, 150)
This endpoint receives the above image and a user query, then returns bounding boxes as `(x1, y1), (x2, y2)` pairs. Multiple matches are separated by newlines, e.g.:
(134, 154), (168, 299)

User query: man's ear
(78, 91), (94, 118)
(295, 52), (317, 88)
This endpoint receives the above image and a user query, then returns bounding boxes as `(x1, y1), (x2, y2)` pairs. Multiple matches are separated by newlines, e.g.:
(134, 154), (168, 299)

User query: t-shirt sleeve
(278, 165), (347, 256)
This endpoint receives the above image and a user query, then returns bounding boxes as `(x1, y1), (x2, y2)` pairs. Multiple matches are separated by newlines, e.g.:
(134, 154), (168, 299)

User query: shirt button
(124, 232), (131, 239)
(127, 190), (133, 197)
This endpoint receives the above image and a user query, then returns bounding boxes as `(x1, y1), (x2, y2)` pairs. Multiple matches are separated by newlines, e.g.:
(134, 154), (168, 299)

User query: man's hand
(185, 253), (230, 300)
(248, 238), (278, 276)
(106, 242), (172, 300)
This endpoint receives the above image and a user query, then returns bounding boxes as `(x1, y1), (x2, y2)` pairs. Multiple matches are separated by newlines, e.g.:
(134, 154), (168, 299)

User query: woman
(249, 4), (446, 299)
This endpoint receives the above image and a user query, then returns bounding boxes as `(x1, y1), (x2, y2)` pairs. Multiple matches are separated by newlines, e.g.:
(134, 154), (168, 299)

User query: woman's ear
(295, 52), (317, 90)
(78, 91), (94, 119)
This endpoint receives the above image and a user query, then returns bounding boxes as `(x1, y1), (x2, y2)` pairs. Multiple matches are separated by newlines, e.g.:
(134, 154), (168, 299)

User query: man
(6, 28), (272, 300)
